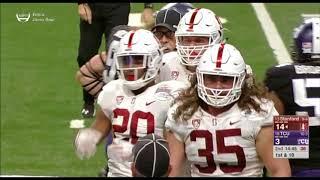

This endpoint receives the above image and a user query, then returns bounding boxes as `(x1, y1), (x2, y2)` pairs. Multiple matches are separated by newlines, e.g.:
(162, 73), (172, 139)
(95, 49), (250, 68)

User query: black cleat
(81, 103), (95, 118)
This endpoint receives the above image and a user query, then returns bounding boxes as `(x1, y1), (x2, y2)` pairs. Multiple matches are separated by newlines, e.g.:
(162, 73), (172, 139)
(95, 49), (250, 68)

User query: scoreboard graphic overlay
(273, 115), (309, 159)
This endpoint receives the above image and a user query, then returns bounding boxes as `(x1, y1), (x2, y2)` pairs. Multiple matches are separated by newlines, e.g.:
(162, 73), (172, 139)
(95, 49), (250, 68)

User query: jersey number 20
(112, 108), (155, 144)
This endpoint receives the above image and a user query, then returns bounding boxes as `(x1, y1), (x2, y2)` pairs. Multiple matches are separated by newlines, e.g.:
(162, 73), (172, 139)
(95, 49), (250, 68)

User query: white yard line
(251, 3), (292, 64)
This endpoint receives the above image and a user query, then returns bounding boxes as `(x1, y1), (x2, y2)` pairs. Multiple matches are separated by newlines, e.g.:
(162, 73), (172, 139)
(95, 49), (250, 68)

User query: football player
(165, 43), (291, 176)
(74, 29), (188, 177)
(75, 25), (139, 98)
(157, 8), (226, 177)
(158, 8), (225, 84)
(264, 16), (320, 177)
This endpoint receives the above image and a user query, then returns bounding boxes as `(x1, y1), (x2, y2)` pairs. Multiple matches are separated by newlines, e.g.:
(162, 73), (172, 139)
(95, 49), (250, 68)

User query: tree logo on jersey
(171, 71), (179, 80)
(192, 119), (201, 129)
(116, 96), (124, 105)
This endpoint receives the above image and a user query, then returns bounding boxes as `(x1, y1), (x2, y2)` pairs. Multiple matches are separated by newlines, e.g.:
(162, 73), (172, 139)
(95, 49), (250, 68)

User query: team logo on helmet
(116, 96), (124, 105)
(192, 119), (201, 129)
(302, 42), (312, 53)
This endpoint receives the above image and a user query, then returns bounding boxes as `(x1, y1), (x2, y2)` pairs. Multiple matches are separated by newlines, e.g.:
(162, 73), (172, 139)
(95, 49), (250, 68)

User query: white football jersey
(158, 51), (194, 84)
(97, 79), (188, 177)
(165, 98), (278, 177)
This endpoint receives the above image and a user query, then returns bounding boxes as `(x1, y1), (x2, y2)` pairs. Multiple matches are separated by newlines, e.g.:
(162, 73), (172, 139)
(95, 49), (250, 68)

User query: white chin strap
(206, 93), (240, 108)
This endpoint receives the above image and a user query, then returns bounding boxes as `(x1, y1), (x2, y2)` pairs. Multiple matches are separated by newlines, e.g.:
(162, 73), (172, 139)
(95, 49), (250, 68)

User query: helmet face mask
(196, 43), (246, 108)
(116, 29), (163, 90)
(175, 8), (223, 66)
(292, 17), (320, 63)
(197, 71), (246, 107)
(176, 34), (220, 66)
(117, 55), (147, 81)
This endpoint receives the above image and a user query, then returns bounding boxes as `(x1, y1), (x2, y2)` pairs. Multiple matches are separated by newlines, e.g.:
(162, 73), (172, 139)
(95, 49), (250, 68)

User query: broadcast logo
(16, 13), (31, 22)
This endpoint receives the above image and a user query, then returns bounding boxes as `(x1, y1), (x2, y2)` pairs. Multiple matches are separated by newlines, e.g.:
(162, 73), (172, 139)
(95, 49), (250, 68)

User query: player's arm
(266, 91), (285, 115)
(74, 106), (112, 160)
(264, 66), (286, 115)
(256, 126), (291, 177)
(90, 106), (112, 143)
(166, 129), (186, 177)
(75, 52), (107, 98)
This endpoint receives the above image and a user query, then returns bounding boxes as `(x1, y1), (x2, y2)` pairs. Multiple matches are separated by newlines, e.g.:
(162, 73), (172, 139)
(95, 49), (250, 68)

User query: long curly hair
(173, 73), (269, 121)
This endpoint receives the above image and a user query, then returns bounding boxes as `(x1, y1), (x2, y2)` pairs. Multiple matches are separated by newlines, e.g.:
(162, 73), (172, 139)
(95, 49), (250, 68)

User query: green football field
(1, 3), (319, 177)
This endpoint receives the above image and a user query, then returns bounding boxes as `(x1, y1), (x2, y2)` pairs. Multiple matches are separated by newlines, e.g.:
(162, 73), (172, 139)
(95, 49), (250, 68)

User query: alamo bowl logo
(116, 96), (124, 105)
(192, 119), (201, 129)
(155, 86), (172, 101)
(16, 13), (31, 22)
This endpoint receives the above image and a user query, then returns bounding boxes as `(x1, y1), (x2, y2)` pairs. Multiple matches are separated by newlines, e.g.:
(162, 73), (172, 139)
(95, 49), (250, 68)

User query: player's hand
(74, 128), (102, 160)
(78, 3), (92, 24)
(141, 8), (155, 30)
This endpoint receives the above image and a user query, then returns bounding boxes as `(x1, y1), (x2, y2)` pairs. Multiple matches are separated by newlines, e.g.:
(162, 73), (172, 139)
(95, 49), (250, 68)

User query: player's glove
(74, 128), (103, 160)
